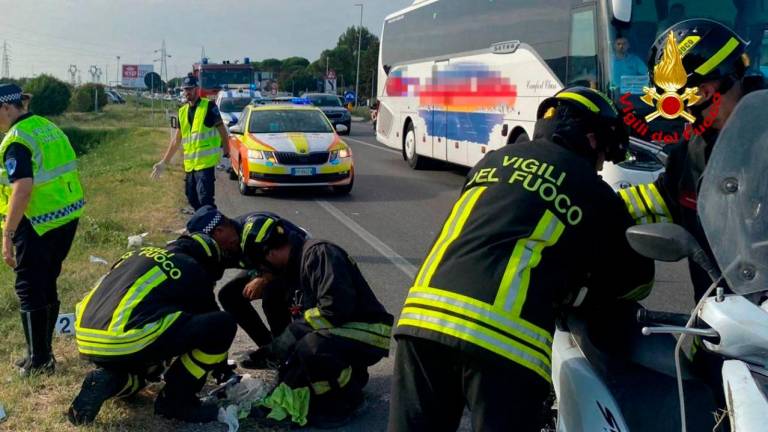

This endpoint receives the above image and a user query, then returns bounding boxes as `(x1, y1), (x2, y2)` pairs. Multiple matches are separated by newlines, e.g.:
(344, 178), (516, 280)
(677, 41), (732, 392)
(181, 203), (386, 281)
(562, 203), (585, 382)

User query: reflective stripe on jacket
(0, 115), (84, 235)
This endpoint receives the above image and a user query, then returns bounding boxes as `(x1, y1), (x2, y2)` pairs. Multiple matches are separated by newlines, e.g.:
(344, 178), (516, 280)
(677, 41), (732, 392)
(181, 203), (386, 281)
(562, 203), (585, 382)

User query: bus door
(430, 60), (449, 160)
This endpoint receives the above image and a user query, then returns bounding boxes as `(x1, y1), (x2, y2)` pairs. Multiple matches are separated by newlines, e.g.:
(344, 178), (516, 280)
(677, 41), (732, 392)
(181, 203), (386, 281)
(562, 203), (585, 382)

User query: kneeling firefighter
(387, 87), (655, 431)
(239, 213), (394, 428)
(67, 233), (236, 425)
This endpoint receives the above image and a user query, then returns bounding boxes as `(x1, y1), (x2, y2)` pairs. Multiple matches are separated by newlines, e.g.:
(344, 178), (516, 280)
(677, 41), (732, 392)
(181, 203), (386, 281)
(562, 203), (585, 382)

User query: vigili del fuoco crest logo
(620, 31), (721, 144)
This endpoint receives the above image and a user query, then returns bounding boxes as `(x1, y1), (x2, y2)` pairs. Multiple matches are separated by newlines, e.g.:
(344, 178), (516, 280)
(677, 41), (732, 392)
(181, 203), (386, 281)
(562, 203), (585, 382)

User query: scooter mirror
(626, 223), (700, 262)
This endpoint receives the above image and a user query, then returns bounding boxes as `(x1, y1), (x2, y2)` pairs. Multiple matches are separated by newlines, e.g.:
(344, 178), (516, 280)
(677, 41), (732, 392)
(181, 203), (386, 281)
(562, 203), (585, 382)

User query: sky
(0, 0), (413, 83)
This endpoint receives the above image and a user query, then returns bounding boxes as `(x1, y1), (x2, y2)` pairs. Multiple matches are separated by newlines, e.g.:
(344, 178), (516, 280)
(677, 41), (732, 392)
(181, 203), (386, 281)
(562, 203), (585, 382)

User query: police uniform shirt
(2, 112), (35, 183)
(173, 99), (222, 129)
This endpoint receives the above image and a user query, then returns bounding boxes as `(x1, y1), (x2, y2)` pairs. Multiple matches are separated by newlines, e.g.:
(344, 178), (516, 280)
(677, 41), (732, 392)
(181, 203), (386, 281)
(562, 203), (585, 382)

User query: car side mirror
(228, 125), (243, 135)
(169, 116), (179, 129)
(335, 124), (349, 134)
(625, 223), (699, 262)
(228, 118), (238, 127)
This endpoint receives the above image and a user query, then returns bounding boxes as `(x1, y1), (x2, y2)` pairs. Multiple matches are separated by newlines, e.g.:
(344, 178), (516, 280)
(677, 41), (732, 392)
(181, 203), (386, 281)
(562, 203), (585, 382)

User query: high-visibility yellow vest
(0, 115), (84, 235)
(178, 98), (221, 172)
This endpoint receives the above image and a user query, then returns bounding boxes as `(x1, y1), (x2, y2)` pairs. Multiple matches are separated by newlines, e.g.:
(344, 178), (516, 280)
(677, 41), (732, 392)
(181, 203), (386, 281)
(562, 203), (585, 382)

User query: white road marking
(315, 200), (418, 280)
(345, 136), (401, 155)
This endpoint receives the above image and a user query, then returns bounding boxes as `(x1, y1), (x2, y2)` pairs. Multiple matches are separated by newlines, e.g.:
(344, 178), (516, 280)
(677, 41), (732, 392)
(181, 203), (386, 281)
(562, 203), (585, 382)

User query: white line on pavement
(315, 199), (418, 280)
(345, 137), (401, 155)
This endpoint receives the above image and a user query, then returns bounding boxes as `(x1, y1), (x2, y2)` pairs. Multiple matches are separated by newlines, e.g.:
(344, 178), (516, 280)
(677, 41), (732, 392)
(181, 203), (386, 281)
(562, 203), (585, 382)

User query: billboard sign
(122, 64), (154, 88)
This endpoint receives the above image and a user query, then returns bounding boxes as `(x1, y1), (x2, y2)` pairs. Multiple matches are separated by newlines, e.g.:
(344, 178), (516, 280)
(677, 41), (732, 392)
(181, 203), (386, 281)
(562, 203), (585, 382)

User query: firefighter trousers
(217, 270), (292, 346)
(388, 336), (550, 432)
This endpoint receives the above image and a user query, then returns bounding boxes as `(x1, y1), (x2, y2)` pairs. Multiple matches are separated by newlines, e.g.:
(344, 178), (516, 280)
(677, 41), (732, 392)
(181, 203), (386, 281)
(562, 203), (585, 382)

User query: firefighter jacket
(618, 132), (715, 297)
(395, 139), (655, 382)
(281, 238), (394, 357)
(75, 240), (220, 360)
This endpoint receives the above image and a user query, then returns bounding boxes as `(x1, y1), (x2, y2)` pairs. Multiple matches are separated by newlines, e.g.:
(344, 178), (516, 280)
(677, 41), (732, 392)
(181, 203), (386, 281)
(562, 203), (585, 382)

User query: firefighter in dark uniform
(236, 213), (393, 428)
(387, 87), (655, 431)
(207, 210), (309, 354)
(67, 233), (236, 425)
(619, 19), (759, 301)
(0, 84), (84, 376)
(151, 75), (229, 210)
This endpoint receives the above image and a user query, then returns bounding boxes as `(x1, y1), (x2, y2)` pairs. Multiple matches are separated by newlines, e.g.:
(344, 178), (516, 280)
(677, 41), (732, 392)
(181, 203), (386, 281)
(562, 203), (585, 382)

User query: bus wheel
(404, 123), (428, 169)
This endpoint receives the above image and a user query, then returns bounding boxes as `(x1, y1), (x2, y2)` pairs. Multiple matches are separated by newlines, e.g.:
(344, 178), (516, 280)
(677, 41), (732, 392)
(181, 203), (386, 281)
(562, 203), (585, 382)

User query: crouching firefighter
(388, 87), (655, 431)
(238, 213), (394, 428)
(67, 233), (236, 425)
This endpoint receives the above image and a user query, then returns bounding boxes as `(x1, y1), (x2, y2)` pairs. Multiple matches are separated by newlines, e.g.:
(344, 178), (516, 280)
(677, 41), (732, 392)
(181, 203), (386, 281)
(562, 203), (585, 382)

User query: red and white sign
(326, 70), (336, 80)
(122, 64), (154, 88)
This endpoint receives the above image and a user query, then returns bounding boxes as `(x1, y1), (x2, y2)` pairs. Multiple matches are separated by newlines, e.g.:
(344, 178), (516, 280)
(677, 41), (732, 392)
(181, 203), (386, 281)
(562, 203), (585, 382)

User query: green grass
(0, 102), (195, 431)
(351, 106), (372, 121)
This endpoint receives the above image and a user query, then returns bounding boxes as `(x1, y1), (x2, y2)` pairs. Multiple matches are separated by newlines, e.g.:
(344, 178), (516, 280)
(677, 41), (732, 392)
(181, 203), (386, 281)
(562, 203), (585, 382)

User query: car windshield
(308, 95), (342, 107)
(608, 0), (767, 143)
(249, 110), (334, 133)
(219, 97), (252, 113)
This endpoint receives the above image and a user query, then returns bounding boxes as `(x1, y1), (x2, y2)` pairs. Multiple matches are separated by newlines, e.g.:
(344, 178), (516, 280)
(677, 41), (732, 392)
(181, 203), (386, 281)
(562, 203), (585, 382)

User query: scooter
(550, 89), (768, 432)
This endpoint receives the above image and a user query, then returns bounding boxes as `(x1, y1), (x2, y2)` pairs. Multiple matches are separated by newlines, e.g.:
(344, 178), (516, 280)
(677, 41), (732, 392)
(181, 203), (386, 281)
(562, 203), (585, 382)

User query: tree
(23, 75), (71, 116)
(71, 83), (107, 112)
(260, 58), (283, 73)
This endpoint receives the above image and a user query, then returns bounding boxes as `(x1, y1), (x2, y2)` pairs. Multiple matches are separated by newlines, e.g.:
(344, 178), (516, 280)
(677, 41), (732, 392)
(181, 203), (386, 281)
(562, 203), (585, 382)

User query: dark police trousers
(217, 270), (292, 346)
(388, 336), (550, 432)
(13, 217), (78, 311)
(184, 167), (216, 210)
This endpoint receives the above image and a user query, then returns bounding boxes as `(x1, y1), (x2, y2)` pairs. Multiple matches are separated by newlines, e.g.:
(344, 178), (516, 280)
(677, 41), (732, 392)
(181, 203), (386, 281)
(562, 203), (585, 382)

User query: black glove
(211, 360), (237, 384)
(237, 345), (281, 370)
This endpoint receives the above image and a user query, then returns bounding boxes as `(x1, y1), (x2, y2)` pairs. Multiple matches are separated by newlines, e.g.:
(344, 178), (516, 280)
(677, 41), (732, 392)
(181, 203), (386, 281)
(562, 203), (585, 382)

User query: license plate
(292, 167), (316, 176)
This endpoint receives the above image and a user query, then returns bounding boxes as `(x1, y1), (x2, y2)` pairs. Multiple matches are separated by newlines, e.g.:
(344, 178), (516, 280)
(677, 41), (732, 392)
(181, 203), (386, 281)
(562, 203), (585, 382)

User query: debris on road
(127, 232), (148, 248)
(89, 255), (109, 265)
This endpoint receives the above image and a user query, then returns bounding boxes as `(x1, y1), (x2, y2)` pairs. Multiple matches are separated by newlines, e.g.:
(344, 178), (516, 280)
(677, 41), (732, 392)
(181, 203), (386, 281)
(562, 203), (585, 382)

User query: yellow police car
(227, 101), (354, 195)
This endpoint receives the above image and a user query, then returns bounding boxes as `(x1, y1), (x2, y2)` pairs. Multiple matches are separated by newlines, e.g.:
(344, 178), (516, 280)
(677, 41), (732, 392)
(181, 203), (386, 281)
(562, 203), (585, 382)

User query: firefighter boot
(154, 355), (219, 423)
(67, 368), (129, 425)
(18, 307), (55, 376)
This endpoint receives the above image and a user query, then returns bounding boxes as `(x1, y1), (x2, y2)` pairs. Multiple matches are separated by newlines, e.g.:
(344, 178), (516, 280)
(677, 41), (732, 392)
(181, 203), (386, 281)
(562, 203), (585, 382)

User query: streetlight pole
(116, 56), (121, 87)
(354, 3), (363, 107)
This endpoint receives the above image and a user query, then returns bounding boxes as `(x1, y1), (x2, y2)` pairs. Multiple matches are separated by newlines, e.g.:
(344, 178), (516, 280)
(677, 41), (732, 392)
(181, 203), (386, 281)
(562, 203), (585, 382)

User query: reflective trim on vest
(181, 353), (207, 379)
(415, 186), (487, 286)
(328, 323), (392, 351)
(495, 210), (565, 315)
(619, 184), (672, 225)
(304, 307), (333, 330)
(310, 366), (352, 395)
(191, 349), (227, 365)
(28, 198), (85, 227)
(405, 288), (552, 353)
(75, 312), (182, 357)
(182, 146), (221, 161)
(399, 307), (552, 382)
(34, 159), (78, 184)
(181, 130), (219, 146)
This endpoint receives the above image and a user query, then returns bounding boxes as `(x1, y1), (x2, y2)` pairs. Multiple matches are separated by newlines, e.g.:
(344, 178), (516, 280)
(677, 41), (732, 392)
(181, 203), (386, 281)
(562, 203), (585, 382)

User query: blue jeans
(184, 167), (216, 210)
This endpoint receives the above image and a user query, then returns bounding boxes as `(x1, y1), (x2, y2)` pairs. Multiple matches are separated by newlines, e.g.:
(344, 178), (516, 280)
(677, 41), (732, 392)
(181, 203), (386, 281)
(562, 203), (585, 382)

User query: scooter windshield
(699, 89), (768, 295)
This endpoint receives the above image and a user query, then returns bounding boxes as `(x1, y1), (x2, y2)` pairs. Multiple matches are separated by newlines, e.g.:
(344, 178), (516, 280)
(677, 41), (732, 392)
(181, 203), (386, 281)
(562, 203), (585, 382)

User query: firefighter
(67, 233), (236, 425)
(151, 75), (229, 210)
(618, 19), (760, 300)
(387, 87), (655, 431)
(0, 83), (84, 376)
(186, 207), (309, 352)
(237, 213), (393, 428)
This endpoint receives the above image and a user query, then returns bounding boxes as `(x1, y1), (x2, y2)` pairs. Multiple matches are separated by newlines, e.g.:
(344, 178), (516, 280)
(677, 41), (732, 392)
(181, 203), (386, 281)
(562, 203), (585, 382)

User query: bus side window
(567, 7), (598, 88)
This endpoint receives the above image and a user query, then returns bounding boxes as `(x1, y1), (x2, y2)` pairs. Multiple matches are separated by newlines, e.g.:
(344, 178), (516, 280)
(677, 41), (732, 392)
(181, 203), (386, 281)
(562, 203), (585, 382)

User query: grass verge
(0, 103), (199, 431)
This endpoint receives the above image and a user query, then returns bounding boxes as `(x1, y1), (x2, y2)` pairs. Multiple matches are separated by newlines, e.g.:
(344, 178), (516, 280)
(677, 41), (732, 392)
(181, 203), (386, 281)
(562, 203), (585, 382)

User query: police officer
(238, 214), (393, 428)
(619, 19), (759, 300)
(67, 233), (236, 425)
(387, 87), (655, 431)
(0, 83), (84, 376)
(151, 75), (229, 210)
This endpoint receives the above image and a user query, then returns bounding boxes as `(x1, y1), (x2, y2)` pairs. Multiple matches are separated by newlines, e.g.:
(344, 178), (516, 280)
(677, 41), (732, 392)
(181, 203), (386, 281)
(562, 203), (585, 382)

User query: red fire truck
(192, 59), (257, 99)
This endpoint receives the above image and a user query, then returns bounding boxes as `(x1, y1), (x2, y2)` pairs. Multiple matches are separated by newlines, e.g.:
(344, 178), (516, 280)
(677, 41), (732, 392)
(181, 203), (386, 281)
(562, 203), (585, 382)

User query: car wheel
(238, 165), (254, 196)
(340, 123), (351, 136)
(404, 122), (427, 169)
(332, 177), (354, 195)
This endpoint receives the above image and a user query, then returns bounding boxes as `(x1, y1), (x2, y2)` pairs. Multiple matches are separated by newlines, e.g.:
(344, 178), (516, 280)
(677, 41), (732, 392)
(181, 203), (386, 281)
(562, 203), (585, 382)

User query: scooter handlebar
(636, 309), (692, 327)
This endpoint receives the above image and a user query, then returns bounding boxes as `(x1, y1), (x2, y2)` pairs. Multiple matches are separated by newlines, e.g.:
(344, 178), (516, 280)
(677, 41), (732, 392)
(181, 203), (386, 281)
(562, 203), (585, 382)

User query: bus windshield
(607, 0), (767, 142)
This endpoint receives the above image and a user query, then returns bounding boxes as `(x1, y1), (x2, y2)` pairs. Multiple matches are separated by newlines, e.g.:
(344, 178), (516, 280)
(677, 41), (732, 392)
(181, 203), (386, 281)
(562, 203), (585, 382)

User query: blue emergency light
(291, 97), (311, 105)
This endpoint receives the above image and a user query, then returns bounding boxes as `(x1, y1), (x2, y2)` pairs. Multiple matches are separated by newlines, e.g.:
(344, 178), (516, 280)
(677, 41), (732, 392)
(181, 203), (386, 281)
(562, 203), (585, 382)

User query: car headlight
(248, 149), (264, 160)
(330, 148), (351, 162)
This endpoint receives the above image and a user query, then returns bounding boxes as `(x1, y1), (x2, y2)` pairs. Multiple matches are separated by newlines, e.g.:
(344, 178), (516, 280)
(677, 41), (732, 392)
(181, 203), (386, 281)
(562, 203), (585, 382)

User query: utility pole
(354, 3), (363, 107)
(201, 46), (206, 62)
(68, 65), (78, 86)
(1, 41), (10, 79)
(116, 56), (121, 87)
(155, 40), (171, 84)
(326, 57), (329, 77)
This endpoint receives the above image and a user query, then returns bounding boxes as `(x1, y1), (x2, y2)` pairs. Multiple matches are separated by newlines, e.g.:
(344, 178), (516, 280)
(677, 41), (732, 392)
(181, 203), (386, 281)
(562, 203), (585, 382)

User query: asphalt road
(213, 122), (696, 431)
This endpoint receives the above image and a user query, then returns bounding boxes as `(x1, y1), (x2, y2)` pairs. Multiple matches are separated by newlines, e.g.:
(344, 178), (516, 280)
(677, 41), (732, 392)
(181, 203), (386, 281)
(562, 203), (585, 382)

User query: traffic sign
(344, 91), (356, 103)
(325, 79), (336, 93)
(327, 70), (336, 80)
